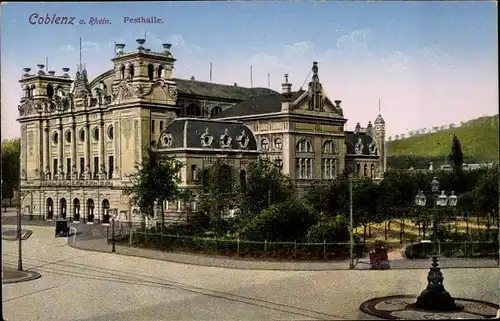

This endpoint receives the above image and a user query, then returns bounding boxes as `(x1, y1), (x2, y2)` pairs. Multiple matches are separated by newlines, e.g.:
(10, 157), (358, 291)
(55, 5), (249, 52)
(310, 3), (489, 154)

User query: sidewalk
(69, 236), (500, 271)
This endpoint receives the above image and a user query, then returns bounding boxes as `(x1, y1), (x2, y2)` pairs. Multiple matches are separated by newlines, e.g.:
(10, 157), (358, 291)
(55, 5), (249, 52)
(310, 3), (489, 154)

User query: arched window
(47, 84), (54, 99)
(87, 199), (95, 223)
(210, 106), (222, 118)
(297, 138), (313, 153)
(239, 169), (247, 190)
(148, 64), (154, 81)
(73, 198), (80, 221)
(157, 65), (164, 78)
(31, 85), (36, 97)
(201, 169), (210, 192)
(356, 163), (361, 176)
(323, 140), (336, 153)
(120, 65), (125, 79)
(129, 64), (134, 78)
(186, 103), (201, 117)
(363, 164), (368, 177)
(46, 198), (54, 220)
(60, 198), (67, 219)
(370, 164), (375, 178)
(218, 165), (233, 193)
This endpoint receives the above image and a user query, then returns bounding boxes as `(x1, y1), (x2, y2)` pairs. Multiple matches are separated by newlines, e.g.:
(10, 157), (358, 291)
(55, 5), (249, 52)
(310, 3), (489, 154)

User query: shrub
(239, 198), (316, 241)
(306, 215), (350, 243)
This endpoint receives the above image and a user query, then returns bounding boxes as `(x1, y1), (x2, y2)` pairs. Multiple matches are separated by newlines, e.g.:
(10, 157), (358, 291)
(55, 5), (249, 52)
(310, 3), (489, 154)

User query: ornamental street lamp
(414, 177), (459, 311)
(112, 209), (117, 253)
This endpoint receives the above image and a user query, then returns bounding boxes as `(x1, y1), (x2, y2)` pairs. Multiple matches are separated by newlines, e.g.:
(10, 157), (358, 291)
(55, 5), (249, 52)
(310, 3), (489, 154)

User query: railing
(128, 231), (367, 260)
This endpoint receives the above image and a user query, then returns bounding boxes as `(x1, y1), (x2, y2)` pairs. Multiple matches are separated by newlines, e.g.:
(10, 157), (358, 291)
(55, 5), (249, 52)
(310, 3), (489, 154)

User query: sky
(1, 2), (498, 139)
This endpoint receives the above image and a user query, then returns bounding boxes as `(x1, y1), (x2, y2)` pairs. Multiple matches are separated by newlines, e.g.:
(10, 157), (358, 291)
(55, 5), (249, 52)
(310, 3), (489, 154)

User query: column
(57, 119), (63, 177)
(298, 158), (303, 179)
(71, 122), (77, 175)
(99, 120), (105, 176)
(112, 121), (117, 178)
(43, 121), (49, 174)
(84, 123), (90, 170)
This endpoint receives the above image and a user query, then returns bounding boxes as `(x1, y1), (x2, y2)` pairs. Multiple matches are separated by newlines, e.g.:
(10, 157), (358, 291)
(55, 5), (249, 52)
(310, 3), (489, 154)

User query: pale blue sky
(1, 2), (498, 139)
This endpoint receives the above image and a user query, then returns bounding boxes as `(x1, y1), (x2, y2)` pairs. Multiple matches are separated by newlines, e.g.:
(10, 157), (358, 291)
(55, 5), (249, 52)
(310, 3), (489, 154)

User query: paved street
(2, 224), (499, 321)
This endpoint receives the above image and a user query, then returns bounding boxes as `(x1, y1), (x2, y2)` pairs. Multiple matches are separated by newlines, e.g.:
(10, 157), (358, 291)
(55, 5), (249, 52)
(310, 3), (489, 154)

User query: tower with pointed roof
(374, 113), (386, 176)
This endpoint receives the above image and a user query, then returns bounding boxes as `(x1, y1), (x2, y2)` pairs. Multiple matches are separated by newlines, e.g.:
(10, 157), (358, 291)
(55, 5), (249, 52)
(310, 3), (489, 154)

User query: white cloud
(60, 41), (114, 54)
(336, 29), (374, 54)
(283, 41), (315, 57)
(380, 51), (416, 71)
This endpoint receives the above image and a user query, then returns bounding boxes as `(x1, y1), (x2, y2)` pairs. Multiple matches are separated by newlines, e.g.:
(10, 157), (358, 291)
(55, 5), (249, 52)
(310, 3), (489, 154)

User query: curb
(67, 241), (500, 272)
(2, 270), (42, 284)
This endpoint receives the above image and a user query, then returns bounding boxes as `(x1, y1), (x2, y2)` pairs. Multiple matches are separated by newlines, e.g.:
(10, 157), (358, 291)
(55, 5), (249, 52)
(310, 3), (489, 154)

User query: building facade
(17, 38), (386, 224)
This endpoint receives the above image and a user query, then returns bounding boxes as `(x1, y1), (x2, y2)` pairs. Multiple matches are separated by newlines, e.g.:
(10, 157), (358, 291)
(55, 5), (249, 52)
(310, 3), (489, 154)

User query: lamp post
(112, 209), (117, 252)
(414, 177), (459, 311)
(18, 184), (30, 271)
(349, 174), (355, 269)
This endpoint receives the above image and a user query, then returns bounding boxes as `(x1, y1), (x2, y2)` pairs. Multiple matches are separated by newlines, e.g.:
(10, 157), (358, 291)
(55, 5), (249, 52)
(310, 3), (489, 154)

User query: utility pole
(349, 175), (355, 269)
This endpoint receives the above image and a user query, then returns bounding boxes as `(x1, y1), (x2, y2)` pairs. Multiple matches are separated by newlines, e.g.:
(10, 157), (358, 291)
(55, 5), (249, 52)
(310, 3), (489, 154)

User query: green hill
(387, 115), (498, 168)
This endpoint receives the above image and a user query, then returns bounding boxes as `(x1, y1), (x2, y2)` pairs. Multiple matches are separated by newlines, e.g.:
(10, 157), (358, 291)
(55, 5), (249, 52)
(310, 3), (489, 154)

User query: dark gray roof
(344, 131), (378, 156)
(157, 118), (258, 151)
(213, 90), (305, 119)
(172, 78), (278, 101)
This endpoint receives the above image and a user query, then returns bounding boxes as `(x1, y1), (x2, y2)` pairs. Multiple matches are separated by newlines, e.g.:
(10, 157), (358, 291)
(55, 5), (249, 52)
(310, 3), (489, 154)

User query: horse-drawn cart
(369, 244), (391, 270)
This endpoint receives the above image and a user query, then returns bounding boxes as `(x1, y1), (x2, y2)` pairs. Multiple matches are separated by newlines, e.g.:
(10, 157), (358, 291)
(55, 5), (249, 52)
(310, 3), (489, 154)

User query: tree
(448, 134), (464, 174)
(1, 138), (21, 204)
(239, 158), (296, 219)
(303, 174), (349, 218)
(123, 151), (183, 228)
(239, 198), (315, 242)
(198, 160), (241, 227)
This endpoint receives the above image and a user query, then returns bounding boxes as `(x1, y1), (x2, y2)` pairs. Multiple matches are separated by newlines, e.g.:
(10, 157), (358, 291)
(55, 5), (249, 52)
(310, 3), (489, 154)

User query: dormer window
(47, 85), (54, 99)
(129, 64), (135, 78)
(148, 64), (154, 81)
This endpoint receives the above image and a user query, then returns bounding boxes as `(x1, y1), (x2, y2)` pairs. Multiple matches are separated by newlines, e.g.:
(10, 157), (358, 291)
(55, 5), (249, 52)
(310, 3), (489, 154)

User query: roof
(344, 131), (378, 156)
(213, 90), (304, 119)
(157, 118), (258, 151)
(171, 78), (278, 101)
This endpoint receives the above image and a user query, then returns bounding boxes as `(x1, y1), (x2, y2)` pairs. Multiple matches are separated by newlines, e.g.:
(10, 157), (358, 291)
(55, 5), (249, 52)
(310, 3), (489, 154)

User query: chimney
(37, 64), (46, 75)
(334, 100), (342, 108)
(48, 71), (56, 76)
(145, 49), (151, 53)
(162, 43), (172, 52)
(281, 74), (293, 112)
(233, 82), (237, 86)
(62, 68), (70, 78)
(115, 43), (126, 54)
(191, 76), (195, 80)
(281, 74), (292, 95)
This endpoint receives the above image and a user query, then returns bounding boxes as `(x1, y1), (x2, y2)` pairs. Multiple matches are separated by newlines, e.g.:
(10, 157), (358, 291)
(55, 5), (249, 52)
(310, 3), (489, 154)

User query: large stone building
(17, 38), (386, 224)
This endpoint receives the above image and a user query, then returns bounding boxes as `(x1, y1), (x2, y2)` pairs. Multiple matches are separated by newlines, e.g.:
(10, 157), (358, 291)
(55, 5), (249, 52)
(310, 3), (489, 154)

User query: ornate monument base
(415, 284), (459, 311)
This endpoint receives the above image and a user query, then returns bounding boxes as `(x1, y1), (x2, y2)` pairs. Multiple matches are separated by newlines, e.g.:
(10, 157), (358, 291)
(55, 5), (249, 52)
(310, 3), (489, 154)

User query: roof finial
(312, 61), (318, 75)
(378, 98), (381, 114)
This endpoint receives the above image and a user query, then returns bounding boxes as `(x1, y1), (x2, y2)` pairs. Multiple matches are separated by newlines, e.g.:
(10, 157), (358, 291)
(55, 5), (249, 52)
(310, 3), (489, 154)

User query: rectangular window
(66, 158), (71, 177)
(108, 156), (114, 179)
(53, 159), (58, 176)
(159, 121), (164, 132)
(191, 165), (197, 181)
(93, 157), (99, 179)
(79, 157), (85, 174)
(322, 159), (336, 179)
(151, 120), (155, 133)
